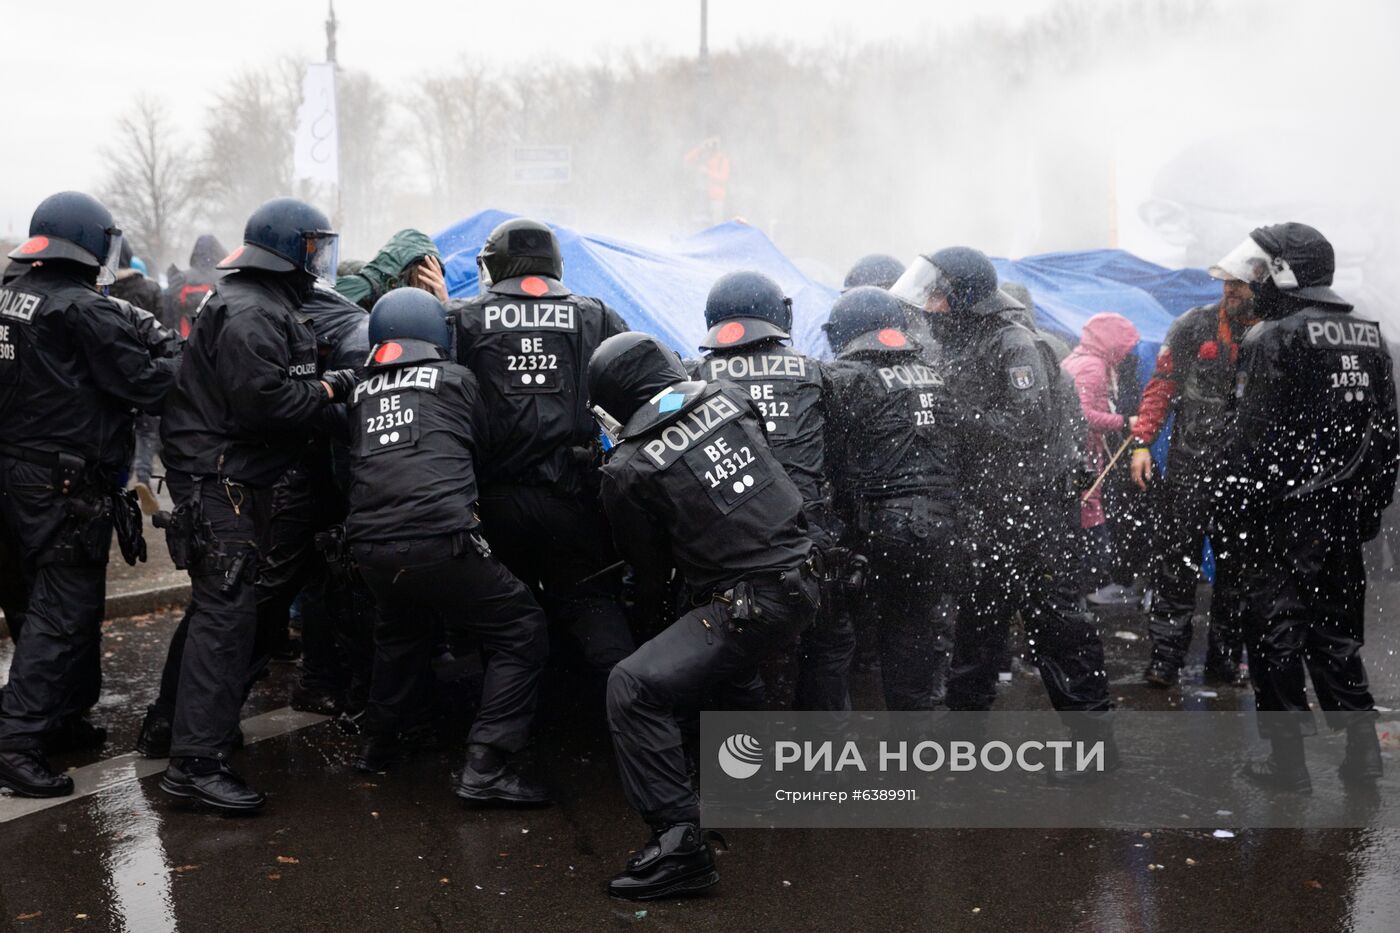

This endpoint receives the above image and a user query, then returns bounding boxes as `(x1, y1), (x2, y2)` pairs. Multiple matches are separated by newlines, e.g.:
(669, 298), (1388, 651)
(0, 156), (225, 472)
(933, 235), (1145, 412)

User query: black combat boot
(290, 680), (343, 716)
(454, 744), (550, 805)
(354, 733), (403, 773)
(160, 757), (266, 812)
(1143, 657), (1179, 688)
(136, 705), (172, 758)
(1338, 721), (1384, 785)
(44, 716), (108, 754)
(1242, 736), (1312, 794)
(0, 749), (75, 798)
(607, 823), (725, 900)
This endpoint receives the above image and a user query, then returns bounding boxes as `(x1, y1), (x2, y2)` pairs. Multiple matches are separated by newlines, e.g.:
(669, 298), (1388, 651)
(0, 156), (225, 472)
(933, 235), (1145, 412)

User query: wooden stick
(1081, 434), (1135, 502)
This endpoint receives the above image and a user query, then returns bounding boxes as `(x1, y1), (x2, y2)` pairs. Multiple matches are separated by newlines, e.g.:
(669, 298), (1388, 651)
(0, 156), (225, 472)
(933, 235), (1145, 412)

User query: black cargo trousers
(162, 471), (271, 760)
(946, 481), (1110, 713)
(1145, 464), (1246, 671)
(854, 496), (957, 711)
(353, 533), (549, 750)
(1238, 491), (1375, 738)
(0, 456), (113, 750)
(606, 565), (819, 827)
(478, 483), (635, 675)
(150, 457), (375, 720)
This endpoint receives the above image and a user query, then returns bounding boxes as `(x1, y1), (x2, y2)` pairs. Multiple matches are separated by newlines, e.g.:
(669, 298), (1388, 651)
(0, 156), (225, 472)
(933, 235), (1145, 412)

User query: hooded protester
(164, 234), (226, 338)
(335, 228), (445, 311)
(1060, 313), (1140, 597)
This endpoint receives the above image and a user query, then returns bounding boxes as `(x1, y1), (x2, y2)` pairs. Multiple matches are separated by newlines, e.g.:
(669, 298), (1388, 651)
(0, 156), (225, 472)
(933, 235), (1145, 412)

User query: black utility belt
(710, 554), (820, 603)
(0, 442), (86, 471)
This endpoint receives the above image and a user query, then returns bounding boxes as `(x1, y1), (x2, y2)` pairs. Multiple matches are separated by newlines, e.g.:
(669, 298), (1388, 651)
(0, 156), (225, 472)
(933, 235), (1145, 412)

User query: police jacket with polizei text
(823, 337), (961, 521)
(160, 270), (329, 487)
(936, 305), (1068, 497)
(1230, 304), (1399, 522)
(345, 343), (486, 543)
(0, 263), (179, 472)
(687, 341), (836, 542)
(450, 276), (628, 489)
(599, 380), (812, 601)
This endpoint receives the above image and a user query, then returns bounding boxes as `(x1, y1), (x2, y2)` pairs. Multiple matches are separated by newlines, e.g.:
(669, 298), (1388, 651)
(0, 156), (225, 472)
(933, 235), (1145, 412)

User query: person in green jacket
(336, 229), (447, 310)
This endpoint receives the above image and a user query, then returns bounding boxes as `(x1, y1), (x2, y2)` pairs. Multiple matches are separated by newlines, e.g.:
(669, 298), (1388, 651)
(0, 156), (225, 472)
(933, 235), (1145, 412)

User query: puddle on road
(94, 778), (177, 933)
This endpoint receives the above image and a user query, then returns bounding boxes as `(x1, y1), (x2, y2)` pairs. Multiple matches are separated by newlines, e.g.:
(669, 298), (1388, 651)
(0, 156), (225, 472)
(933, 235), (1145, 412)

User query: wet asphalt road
(2, 583), (1399, 932)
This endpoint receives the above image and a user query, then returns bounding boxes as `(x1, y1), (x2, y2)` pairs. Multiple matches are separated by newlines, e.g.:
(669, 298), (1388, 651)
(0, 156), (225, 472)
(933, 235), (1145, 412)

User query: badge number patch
(1009, 365), (1035, 390)
(357, 391), (420, 457)
(682, 425), (774, 515)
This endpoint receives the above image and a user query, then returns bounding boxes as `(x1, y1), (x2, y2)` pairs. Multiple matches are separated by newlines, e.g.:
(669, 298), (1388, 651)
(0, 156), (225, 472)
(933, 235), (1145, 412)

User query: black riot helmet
(588, 332), (693, 441)
(890, 246), (999, 315)
(842, 253), (906, 291)
(700, 270), (793, 349)
(1211, 222), (1349, 315)
(823, 286), (916, 354)
(218, 197), (339, 287)
(367, 287), (451, 362)
(477, 218), (563, 287)
(8, 191), (124, 285)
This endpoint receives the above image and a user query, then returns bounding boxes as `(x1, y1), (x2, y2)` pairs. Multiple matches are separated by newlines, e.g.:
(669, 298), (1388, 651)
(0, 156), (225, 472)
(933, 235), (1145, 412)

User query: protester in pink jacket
(1061, 314), (1141, 592)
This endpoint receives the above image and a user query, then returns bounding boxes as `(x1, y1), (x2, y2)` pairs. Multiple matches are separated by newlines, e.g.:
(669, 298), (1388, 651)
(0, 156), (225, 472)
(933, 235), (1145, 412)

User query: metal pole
(700, 0), (709, 62)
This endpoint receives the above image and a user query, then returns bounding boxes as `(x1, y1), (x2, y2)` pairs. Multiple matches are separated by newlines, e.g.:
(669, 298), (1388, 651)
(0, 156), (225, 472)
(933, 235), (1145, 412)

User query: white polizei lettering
(877, 363), (943, 390)
(288, 361), (318, 377)
(708, 354), (806, 380)
(352, 366), (441, 404)
(1307, 319), (1381, 349)
(482, 302), (577, 331)
(0, 290), (41, 322)
(641, 395), (743, 466)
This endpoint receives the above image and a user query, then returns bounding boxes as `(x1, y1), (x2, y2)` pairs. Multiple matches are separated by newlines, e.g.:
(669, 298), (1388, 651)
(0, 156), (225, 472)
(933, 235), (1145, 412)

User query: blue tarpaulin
(435, 210), (838, 357)
(434, 210), (1220, 363)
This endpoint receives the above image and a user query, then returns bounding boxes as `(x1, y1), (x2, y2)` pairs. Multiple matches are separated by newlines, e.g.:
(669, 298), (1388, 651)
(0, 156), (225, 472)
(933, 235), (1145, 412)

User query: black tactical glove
(321, 368), (358, 401)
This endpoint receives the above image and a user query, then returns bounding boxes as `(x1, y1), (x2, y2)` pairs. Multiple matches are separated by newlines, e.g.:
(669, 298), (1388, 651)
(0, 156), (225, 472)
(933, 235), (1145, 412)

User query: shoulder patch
(1009, 364), (1036, 390)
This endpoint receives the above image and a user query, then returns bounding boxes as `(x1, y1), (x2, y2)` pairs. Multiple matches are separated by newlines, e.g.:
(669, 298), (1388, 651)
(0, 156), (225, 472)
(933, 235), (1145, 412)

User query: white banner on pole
(293, 62), (339, 186)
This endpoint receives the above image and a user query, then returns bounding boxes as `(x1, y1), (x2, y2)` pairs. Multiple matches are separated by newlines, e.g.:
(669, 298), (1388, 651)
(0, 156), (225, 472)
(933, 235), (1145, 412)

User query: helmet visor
(1210, 236), (1299, 289)
(304, 232), (340, 288)
(96, 229), (123, 286)
(889, 256), (952, 311)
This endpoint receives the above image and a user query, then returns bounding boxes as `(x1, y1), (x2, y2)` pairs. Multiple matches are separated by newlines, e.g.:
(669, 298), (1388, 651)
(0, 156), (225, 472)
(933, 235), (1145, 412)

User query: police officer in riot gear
(1215, 224), (1397, 793)
(135, 282), (374, 758)
(450, 218), (633, 682)
(841, 254), (905, 292)
(590, 332), (819, 899)
(891, 248), (1111, 719)
(822, 286), (961, 710)
(154, 197), (355, 811)
(688, 271), (852, 710)
(346, 288), (551, 801)
(0, 191), (178, 797)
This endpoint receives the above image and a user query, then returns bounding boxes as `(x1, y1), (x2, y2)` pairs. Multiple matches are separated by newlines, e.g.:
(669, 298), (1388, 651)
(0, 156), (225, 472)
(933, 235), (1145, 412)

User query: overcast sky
(0, 0), (1058, 236)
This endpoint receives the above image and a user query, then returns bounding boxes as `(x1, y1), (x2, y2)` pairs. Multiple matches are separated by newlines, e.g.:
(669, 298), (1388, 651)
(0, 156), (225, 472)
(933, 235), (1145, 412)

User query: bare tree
(193, 63), (301, 244)
(411, 61), (509, 229)
(99, 95), (196, 271)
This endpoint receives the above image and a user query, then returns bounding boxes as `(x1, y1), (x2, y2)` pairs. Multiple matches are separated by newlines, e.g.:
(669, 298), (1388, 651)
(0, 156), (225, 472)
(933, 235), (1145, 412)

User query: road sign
(508, 145), (572, 185)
